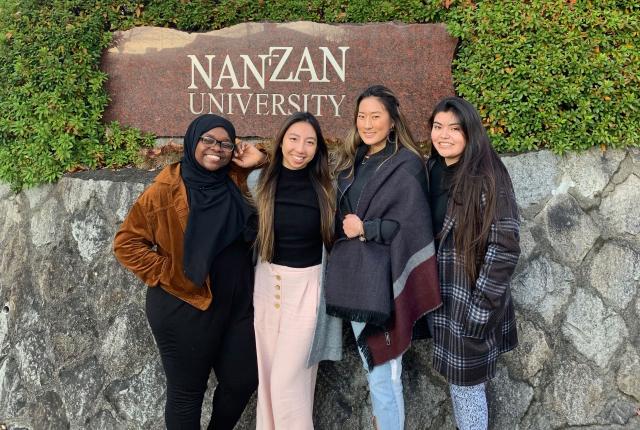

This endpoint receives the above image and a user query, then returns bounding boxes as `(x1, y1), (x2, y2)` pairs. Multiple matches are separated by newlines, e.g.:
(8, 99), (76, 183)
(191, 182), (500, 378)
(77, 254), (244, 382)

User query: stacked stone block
(0, 148), (638, 429)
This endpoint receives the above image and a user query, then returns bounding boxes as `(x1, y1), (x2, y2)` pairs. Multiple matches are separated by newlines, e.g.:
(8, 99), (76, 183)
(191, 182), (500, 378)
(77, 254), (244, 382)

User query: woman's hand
(343, 214), (365, 239)
(232, 141), (267, 168)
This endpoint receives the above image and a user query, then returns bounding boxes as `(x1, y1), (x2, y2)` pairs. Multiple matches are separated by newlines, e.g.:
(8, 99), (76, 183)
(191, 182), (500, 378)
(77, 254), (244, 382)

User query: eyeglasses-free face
(431, 111), (466, 166)
(194, 127), (234, 171)
(281, 121), (318, 170)
(357, 96), (394, 155)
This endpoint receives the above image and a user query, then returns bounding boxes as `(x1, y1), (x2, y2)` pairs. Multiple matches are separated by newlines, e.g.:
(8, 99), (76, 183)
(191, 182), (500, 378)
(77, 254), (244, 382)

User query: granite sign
(102, 22), (457, 140)
(186, 47), (349, 117)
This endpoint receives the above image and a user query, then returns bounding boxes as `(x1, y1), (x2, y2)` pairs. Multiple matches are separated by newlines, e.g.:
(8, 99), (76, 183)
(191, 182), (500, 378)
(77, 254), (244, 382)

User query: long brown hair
(333, 85), (422, 176)
(428, 96), (518, 281)
(256, 112), (335, 262)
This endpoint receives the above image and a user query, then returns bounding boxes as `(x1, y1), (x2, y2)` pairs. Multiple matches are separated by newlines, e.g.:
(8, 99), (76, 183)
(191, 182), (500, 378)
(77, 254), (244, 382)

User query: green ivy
(0, 0), (638, 190)
(446, 0), (640, 153)
(0, 0), (154, 191)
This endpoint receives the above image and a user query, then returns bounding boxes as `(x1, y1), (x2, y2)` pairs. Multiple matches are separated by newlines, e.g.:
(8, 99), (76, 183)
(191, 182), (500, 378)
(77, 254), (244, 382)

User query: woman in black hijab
(114, 114), (264, 429)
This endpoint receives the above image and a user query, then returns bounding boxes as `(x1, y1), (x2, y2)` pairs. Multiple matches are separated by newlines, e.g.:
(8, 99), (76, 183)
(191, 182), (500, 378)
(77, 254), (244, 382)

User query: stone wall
(0, 148), (638, 429)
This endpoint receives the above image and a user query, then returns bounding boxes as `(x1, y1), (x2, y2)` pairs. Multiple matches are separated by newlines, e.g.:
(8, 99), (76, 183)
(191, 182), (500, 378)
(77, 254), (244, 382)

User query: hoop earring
(387, 128), (398, 145)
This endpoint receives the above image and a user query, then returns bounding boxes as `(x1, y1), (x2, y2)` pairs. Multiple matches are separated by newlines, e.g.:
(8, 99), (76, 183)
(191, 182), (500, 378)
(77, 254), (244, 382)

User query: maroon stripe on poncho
(367, 253), (441, 366)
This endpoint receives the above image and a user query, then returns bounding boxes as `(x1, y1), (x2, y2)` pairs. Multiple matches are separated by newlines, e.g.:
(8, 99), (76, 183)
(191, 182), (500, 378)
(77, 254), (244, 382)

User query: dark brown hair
(256, 112), (335, 262)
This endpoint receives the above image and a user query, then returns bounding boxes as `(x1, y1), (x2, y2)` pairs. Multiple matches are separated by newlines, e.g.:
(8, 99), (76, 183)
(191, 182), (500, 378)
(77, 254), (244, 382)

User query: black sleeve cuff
(363, 219), (399, 244)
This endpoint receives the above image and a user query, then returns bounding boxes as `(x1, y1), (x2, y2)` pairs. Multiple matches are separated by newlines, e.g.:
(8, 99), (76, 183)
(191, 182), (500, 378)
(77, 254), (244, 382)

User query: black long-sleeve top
(273, 165), (323, 267)
(428, 156), (457, 250)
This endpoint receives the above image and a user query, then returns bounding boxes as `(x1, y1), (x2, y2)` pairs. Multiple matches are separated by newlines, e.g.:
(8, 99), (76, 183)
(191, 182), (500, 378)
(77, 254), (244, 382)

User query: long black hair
(428, 96), (517, 280)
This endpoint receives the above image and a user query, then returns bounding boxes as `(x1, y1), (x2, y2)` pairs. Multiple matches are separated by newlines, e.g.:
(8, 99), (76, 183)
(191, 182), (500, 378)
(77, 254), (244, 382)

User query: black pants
(146, 240), (258, 430)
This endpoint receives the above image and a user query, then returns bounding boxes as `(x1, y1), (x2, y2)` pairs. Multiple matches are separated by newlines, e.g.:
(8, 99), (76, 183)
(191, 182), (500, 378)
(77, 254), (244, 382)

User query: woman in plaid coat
(426, 97), (520, 430)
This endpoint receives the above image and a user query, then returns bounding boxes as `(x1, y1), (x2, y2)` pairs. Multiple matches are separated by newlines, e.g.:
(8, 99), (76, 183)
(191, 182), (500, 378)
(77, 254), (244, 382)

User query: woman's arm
(363, 219), (399, 244)
(113, 193), (170, 287)
(342, 214), (399, 244)
(229, 142), (269, 195)
(464, 195), (520, 339)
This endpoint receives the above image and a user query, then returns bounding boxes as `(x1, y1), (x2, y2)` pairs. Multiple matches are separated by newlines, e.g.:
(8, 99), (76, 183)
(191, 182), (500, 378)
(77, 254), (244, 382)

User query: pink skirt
(254, 260), (321, 430)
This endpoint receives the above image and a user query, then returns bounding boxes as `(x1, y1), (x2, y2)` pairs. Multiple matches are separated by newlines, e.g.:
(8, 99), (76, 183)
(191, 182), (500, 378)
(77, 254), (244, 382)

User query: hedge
(0, 0), (638, 190)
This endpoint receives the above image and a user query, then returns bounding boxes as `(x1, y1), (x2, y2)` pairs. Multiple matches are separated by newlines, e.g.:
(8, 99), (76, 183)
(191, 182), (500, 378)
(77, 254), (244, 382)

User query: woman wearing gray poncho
(324, 85), (442, 430)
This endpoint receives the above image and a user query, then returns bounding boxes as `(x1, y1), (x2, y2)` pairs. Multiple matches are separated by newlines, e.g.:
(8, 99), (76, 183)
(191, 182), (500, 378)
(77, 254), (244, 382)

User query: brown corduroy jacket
(113, 162), (250, 310)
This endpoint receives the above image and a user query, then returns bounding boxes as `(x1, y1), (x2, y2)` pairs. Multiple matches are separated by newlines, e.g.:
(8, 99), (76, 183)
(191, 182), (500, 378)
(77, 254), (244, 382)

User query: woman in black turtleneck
(252, 112), (337, 429)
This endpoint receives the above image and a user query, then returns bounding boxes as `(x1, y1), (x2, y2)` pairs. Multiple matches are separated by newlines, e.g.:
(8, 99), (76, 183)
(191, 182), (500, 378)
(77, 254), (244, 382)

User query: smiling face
(431, 110), (467, 166)
(281, 121), (318, 170)
(356, 96), (394, 154)
(194, 127), (233, 171)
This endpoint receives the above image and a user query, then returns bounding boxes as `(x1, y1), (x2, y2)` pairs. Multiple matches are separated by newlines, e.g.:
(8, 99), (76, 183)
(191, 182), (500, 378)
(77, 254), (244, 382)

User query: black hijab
(181, 114), (250, 286)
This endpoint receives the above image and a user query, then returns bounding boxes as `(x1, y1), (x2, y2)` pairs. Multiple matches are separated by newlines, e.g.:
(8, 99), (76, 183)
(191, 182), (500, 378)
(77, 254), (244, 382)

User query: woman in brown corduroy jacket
(113, 114), (265, 430)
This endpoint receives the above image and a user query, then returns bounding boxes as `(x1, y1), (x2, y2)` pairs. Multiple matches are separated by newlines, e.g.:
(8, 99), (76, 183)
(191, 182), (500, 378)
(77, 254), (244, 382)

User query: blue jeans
(351, 322), (404, 430)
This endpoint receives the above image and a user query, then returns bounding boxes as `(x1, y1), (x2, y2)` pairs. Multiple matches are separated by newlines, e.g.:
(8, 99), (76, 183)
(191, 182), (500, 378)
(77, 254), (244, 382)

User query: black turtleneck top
(428, 156), (456, 249)
(273, 165), (323, 267)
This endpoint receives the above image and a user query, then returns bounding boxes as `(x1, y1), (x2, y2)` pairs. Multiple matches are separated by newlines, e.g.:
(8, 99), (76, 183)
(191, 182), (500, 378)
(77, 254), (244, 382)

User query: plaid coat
(429, 160), (520, 386)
